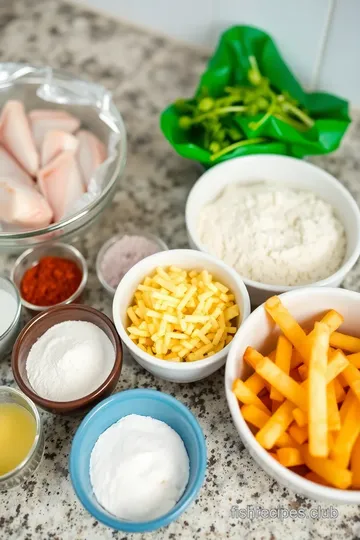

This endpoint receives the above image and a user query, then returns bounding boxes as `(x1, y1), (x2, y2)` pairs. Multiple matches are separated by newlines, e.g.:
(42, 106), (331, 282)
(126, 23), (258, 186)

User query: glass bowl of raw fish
(0, 63), (127, 253)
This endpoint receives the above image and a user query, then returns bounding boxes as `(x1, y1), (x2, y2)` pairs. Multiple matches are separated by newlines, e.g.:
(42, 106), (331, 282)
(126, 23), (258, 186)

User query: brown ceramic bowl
(11, 305), (123, 415)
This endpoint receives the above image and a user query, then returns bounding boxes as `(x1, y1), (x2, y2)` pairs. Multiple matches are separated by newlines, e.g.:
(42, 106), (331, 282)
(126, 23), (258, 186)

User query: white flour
(198, 183), (346, 286)
(26, 321), (115, 402)
(90, 414), (189, 522)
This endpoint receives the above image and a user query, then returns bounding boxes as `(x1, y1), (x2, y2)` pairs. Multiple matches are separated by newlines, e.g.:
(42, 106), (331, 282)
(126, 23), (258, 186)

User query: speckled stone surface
(0, 1), (360, 538)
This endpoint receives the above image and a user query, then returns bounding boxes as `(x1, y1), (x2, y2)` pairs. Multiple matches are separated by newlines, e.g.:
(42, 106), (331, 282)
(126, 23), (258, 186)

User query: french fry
(350, 434), (360, 489)
(265, 297), (307, 354)
(289, 350), (348, 384)
(255, 355), (307, 411)
(292, 408), (307, 428)
(270, 336), (292, 402)
(261, 394), (273, 412)
(255, 400), (295, 450)
(330, 393), (360, 469)
(327, 381), (341, 431)
(341, 363), (360, 404)
(297, 364), (308, 381)
(333, 378), (346, 403)
(305, 471), (330, 486)
(272, 400), (281, 414)
(275, 432), (299, 449)
(330, 332), (360, 353)
(241, 404), (270, 429)
(244, 347), (266, 370)
(233, 379), (271, 414)
(289, 424), (308, 445)
(340, 390), (354, 423)
(290, 349), (303, 370)
(308, 322), (329, 458)
(277, 447), (304, 467)
(301, 445), (352, 489)
(319, 309), (344, 334)
(348, 352), (360, 369)
(292, 381), (340, 431)
(297, 310), (344, 364)
(244, 372), (266, 395)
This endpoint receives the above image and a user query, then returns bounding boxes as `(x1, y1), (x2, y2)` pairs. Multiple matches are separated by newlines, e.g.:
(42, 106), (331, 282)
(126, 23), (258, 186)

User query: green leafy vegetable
(160, 25), (351, 166)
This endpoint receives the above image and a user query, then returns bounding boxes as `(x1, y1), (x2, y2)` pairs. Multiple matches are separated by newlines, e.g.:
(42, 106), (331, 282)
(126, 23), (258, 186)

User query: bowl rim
(10, 242), (88, 312)
(186, 154), (360, 292)
(11, 304), (123, 410)
(0, 64), (127, 240)
(96, 231), (169, 295)
(0, 276), (22, 340)
(112, 248), (251, 370)
(69, 388), (207, 532)
(0, 386), (42, 483)
(225, 286), (360, 503)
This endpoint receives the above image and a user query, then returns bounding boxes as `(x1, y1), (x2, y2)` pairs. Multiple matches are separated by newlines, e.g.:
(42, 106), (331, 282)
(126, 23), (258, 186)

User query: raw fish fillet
(76, 130), (106, 187)
(0, 177), (52, 229)
(0, 101), (39, 176)
(37, 151), (85, 222)
(41, 130), (79, 167)
(0, 144), (34, 187)
(29, 109), (80, 150)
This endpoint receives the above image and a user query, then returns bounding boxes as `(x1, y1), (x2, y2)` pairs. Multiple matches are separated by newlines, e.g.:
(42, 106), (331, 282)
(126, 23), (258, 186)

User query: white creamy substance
(0, 289), (17, 335)
(90, 414), (190, 522)
(26, 321), (115, 401)
(198, 184), (346, 286)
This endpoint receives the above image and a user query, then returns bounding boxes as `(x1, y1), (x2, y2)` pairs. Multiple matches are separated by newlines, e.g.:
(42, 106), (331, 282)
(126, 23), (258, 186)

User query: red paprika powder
(20, 256), (82, 306)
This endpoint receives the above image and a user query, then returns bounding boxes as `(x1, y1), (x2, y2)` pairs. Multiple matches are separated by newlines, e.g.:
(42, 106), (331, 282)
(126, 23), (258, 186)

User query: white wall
(79, 0), (360, 105)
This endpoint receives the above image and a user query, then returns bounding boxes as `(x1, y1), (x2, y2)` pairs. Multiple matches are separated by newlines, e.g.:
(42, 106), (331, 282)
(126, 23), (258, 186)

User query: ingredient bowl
(112, 249), (251, 383)
(0, 277), (22, 359)
(186, 154), (360, 306)
(0, 386), (44, 491)
(225, 287), (360, 504)
(96, 232), (168, 296)
(69, 389), (207, 532)
(11, 242), (88, 313)
(0, 63), (126, 253)
(12, 304), (122, 415)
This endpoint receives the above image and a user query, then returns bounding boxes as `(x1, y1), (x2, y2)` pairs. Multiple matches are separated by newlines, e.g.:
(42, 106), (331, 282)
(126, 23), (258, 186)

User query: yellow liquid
(0, 403), (36, 476)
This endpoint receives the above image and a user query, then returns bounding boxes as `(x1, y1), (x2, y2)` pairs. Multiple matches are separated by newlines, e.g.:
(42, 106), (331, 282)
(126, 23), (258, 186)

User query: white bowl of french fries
(186, 155), (360, 306)
(112, 249), (251, 383)
(225, 288), (360, 503)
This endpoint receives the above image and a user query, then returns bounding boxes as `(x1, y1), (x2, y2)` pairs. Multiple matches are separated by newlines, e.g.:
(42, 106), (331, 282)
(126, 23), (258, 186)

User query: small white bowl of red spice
(11, 242), (88, 313)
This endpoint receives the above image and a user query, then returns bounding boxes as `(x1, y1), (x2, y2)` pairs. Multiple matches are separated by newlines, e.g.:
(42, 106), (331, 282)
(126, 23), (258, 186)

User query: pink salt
(100, 235), (162, 288)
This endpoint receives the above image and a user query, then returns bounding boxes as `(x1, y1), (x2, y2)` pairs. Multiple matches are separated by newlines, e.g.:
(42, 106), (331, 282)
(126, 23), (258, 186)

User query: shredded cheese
(126, 266), (240, 362)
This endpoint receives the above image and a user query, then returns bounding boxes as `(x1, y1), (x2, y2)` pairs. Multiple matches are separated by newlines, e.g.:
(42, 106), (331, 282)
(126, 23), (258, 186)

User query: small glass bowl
(0, 277), (22, 359)
(0, 386), (44, 491)
(11, 242), (88, 313)
(96, 232), (168, 296)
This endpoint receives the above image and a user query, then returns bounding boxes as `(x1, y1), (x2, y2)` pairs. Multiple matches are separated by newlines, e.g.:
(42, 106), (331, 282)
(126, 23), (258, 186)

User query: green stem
(273, 113), (310, 132)
(248, 92), (277, 131)
(281, 101), (314, 128)
(192, 106), (247, 124)
(210, 137), (267, 161)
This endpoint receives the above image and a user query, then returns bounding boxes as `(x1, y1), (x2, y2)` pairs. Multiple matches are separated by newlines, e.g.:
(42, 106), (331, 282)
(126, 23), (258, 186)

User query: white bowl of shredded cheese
(112, 249), (251, 383)
(186, 155), (360, 305)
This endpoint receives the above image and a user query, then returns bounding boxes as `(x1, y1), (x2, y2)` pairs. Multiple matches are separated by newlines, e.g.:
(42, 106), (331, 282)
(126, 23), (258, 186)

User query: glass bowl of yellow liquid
(0, 386), (44, 491)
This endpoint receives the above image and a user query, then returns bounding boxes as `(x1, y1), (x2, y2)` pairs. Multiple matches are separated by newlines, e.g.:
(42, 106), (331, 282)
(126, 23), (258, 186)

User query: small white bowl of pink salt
(96, 233), (168, 295)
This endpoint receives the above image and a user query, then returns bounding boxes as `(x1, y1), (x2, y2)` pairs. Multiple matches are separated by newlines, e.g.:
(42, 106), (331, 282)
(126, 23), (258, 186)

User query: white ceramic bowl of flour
(186, 155), (360, 305)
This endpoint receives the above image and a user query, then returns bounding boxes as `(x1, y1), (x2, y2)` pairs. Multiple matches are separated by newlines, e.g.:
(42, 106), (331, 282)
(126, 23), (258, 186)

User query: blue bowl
(69, 389), (207, 533)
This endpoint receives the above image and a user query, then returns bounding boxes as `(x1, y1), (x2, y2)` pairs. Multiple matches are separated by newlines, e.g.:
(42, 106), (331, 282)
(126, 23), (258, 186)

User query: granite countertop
(1, 1), (360, 539)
